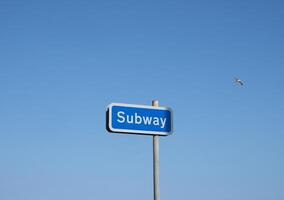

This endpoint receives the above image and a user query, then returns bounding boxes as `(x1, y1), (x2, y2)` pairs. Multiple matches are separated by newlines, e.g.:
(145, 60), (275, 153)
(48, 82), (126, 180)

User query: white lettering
(117, 111), (125, 123)
(143, 116), (152, 125)
(135, 113), (142, 124)
(126, 115), (133, 123)
(153, 117), (159, 126)
(116, 111), (167, 129)
(160, 118), (166, 128)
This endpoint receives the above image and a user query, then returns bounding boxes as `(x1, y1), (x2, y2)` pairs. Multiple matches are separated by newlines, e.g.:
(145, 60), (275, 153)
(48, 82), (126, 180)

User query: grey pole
(152, 100), (160, 200)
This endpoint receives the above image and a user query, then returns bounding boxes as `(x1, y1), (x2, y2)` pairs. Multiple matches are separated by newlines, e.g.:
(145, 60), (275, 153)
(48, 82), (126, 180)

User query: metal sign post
(152, 100), (160, 200)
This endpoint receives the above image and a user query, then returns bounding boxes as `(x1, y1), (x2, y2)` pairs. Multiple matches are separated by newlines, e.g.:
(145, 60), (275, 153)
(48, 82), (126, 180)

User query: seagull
(234, 77), (244, 86)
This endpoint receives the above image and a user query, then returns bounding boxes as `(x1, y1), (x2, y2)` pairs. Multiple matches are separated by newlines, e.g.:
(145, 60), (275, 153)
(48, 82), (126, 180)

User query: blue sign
(107, 103), (173, 136)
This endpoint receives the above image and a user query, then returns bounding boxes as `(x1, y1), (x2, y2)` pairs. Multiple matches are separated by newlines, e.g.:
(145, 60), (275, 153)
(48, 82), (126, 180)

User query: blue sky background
(0, 0), (283, 199)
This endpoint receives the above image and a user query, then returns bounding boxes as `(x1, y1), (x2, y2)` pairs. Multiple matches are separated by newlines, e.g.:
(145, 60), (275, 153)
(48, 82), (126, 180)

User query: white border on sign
(106, 103), (173, 136)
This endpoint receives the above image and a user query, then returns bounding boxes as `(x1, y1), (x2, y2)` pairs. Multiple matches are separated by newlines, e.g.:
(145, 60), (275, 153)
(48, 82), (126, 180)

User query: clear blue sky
(1, 0), (283, 199)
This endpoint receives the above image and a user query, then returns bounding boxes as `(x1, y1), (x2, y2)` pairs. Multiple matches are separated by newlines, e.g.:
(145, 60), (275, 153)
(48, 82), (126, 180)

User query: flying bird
(234, 77), (244, 86)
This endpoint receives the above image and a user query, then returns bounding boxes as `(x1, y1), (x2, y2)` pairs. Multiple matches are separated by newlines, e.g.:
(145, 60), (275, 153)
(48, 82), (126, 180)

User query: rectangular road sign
(106, 103), (173, 136)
